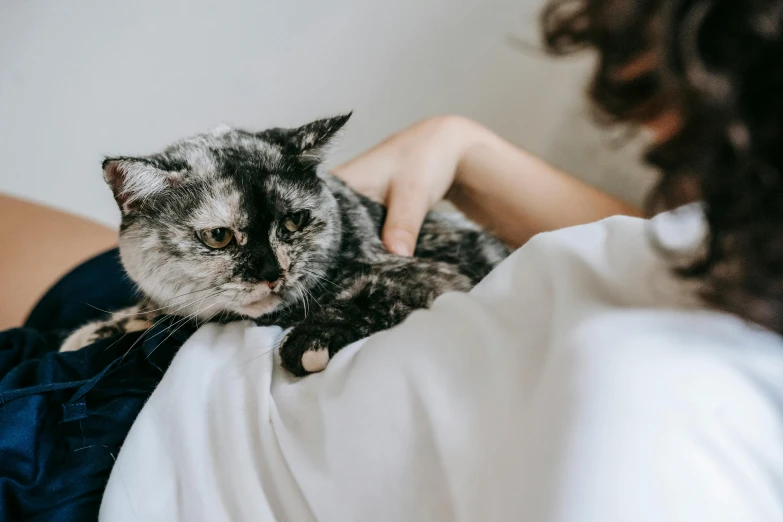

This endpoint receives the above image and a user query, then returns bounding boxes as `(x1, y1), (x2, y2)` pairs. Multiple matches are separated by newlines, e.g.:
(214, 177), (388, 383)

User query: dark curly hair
(542, 0), (783, 331)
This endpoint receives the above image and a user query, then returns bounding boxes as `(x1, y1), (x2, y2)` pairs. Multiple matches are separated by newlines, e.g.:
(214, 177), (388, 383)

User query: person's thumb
(382, 183), (430, 256)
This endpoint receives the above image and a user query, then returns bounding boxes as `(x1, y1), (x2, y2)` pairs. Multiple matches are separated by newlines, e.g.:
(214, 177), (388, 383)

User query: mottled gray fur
(61, 114), (509, 375)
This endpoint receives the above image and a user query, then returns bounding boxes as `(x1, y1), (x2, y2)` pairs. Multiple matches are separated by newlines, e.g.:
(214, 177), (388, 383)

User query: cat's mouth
(236, 294), (282, 318)
(231, 277), (290, 318)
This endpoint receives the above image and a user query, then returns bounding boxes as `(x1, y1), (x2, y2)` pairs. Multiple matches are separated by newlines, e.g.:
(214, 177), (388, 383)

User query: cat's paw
(279, 322), (355, 377)
(60, 322), (103, 352)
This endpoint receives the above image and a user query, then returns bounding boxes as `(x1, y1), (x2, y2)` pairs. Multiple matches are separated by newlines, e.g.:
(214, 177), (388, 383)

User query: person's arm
(334, 116), (641, 253)
(0, 194), (117, 329)
(446, 120), (641, 247)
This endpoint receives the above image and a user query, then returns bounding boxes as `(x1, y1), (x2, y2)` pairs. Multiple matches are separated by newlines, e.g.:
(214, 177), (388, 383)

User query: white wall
(0, 0), (654, 227)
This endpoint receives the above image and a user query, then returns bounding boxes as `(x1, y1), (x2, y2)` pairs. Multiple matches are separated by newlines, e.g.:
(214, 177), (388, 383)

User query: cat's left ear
(288, 112), (352, 162)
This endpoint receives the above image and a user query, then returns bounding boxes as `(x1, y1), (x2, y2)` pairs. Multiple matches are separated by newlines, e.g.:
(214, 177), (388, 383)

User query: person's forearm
(445, 119), (642, 248)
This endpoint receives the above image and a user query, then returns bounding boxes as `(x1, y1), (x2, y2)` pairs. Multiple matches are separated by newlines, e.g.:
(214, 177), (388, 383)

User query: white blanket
(100, 212), (783, 522)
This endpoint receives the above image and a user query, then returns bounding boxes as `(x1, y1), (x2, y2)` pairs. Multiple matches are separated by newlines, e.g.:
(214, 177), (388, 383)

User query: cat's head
(104, 114), (351, 320)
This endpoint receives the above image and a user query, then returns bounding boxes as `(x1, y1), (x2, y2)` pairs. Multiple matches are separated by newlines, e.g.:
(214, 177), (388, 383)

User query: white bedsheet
(100, 211), (783, 521)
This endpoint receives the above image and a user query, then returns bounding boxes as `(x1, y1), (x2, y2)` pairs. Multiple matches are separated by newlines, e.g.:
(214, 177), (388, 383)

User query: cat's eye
(283, 210), (310, 233)
(197, 227), (234, 249)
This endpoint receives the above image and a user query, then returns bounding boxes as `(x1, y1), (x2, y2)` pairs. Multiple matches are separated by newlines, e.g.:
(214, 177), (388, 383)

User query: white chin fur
(235, 295), (282, 318)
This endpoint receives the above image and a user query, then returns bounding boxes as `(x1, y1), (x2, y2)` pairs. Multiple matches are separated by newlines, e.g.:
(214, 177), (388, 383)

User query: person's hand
(334, 115), (640, 252)
(332, 116), (480, 256)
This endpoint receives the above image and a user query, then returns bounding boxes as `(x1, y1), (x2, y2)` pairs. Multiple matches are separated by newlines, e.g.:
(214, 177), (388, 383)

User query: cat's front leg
(60, 305), (155, 352)
(279, 261), (471, 376)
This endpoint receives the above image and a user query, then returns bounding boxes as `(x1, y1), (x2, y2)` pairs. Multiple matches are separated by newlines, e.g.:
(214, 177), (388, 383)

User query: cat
(60, 114), (510, 375)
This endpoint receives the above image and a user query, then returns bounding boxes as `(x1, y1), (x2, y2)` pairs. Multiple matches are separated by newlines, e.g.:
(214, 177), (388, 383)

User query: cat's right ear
(102, 157), (184, 214)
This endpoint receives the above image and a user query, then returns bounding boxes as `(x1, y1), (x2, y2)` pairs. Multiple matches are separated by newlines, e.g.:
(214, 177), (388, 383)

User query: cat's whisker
(115, 289), (229, 361)
(300, 262), (339, 286)
(137, 314), (199, 363)
(301, 265), (342, 288)
(299, 267), (328, 281)
(153, 288), (227, 321)
(300, 268), (344, 292)
(235, 339), (285, 368)
(299, 271), (331, 295)
(296, 286), (306, 316)
(84, 286), (220, 317)
(97, 328), (139, 355)
(166, 285), (224, 301)
(111, 311), (176, 360)
(147, 286), (224, 315)
(102, 296), (213, 355)
(84, 303), (127, 316)
(302, 288), (309, 319)
(146, 299), (223, 359)
(308, 280), (330, 301)
(295, 286), (310, 319)
(316, 276), (342, 290)
(189, 286), (226, 329)
(302, 286), (325, 313)
(101, 312), (161, 354)
(206, 308), (223, 324)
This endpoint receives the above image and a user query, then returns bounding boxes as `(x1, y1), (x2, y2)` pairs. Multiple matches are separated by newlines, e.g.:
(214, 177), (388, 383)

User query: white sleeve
(100, 216), (783, 522)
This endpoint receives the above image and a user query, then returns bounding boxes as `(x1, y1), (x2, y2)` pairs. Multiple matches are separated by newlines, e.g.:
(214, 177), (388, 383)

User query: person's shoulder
(518, 213), (651, 278)
(526, 203), (705, 254)
(526, 213), (646, 249)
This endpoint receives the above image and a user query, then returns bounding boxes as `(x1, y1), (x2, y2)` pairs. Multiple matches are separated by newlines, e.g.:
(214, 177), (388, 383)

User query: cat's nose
(258, 265), (282, 287)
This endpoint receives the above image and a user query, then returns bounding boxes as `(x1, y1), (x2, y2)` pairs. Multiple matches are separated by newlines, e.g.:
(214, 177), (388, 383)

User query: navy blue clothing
(0, 249), (192, 521)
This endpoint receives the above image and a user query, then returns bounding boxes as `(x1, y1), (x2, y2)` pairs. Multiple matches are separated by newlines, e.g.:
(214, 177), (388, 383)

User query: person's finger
(382, 182), (430, 256)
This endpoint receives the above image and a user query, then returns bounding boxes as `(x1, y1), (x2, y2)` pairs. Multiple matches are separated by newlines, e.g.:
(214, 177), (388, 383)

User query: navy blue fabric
(25, 249), (138, 335)
(0, 249), (192, 521)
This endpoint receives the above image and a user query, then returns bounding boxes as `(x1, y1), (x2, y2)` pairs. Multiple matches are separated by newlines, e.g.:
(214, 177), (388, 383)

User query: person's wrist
(427, 115), (484, 153)
(438, 116), (494, 200)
